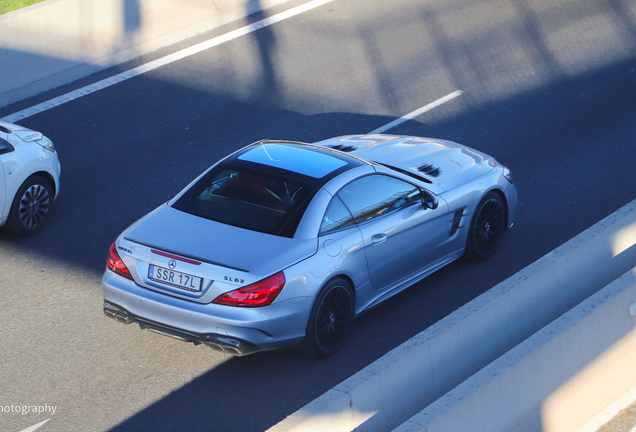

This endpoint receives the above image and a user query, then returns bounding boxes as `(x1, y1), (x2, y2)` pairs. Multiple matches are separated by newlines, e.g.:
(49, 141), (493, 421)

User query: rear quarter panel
(279, 224), (372, 310)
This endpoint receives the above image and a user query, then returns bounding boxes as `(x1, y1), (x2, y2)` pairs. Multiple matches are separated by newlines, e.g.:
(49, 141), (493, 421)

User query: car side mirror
(420, 190), (438, 210)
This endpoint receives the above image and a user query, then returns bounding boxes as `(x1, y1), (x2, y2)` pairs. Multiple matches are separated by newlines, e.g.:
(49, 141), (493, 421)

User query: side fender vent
(449, 209), (464, 237)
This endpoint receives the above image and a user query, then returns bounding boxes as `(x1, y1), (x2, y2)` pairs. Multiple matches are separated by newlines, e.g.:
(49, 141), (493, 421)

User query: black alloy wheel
(464, 192), (505, 261)
(299, 278), (354, 358)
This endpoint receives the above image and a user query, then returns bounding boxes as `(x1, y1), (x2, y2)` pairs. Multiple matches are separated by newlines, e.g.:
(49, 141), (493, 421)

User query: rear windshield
(172, 165), (316, 237)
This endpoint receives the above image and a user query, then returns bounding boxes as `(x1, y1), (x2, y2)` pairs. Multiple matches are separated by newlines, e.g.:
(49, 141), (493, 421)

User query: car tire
(464, 191), (506, 262)
(298, 278), (354, 358)
(5, 176), (54, 237)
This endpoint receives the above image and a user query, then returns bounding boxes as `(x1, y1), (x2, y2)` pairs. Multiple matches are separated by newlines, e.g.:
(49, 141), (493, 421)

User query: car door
(338, 174), (449, 290)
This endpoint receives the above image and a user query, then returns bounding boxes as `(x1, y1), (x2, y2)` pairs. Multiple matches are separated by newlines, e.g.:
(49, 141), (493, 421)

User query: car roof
(227, 140), (369, 187)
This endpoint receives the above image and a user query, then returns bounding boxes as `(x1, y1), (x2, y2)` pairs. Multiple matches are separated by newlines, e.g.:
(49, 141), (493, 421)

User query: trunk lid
(118, 204), (317, 302)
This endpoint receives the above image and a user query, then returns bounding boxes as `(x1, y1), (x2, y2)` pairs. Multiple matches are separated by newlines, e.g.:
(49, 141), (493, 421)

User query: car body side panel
(357, 201), (450, 289)
(314, 225), (371, 296)
(353, 169), (517, 312)
(277, 223), (372, 307)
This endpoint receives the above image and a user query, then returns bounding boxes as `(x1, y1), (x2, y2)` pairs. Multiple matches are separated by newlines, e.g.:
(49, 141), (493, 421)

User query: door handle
(371, 234), (388, 245)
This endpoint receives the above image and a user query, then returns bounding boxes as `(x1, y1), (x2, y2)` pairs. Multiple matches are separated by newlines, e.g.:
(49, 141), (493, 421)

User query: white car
(0, 120), (60, 236)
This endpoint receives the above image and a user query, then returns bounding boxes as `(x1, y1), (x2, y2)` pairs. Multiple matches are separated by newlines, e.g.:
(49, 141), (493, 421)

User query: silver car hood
(315, 134), (496, 190)
(121, 204), (318, 277)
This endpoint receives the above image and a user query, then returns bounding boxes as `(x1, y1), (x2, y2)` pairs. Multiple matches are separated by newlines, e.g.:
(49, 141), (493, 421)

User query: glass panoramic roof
(237, 143), (348, 179)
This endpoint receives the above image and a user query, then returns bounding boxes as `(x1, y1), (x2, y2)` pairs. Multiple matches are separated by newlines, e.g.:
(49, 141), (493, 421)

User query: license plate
(148, 265), (202, 292)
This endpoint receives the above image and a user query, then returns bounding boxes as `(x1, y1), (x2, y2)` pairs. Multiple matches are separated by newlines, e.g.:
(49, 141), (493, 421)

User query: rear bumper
(102, 269), (312, 356)
(104, 301), (261, 356)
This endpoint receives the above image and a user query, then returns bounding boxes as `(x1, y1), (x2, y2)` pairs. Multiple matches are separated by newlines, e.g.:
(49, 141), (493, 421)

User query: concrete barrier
(396, 267), (636, 432)
(268, 199), (636, 432)
(0, 0), (289, 108)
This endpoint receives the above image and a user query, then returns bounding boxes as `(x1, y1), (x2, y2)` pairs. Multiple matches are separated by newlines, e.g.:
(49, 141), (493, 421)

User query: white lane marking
(1, 0), (335, 124)
(368, 90), (463, 134)
(18, 419), (50, 432)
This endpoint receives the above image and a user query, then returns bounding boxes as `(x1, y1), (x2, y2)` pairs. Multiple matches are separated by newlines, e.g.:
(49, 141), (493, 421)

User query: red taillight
(213, 272), (286, 307)
(107, 242), (133, 280)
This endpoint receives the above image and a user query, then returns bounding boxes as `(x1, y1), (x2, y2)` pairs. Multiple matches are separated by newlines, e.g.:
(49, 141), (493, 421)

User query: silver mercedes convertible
(102, 134), (517, 357)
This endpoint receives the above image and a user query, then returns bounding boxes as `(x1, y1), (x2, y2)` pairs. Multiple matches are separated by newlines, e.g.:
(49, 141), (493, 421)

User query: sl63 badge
(224, 276), (244, 283)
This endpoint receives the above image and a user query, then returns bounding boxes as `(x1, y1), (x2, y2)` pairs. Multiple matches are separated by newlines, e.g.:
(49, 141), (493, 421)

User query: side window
(0, 137), (14, 155)
(338, 175), (421, 224)
(320, 195), (355, 234)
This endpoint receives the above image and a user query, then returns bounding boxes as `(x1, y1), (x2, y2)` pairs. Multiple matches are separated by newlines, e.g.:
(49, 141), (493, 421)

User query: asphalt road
(1, 0), (635, 431)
